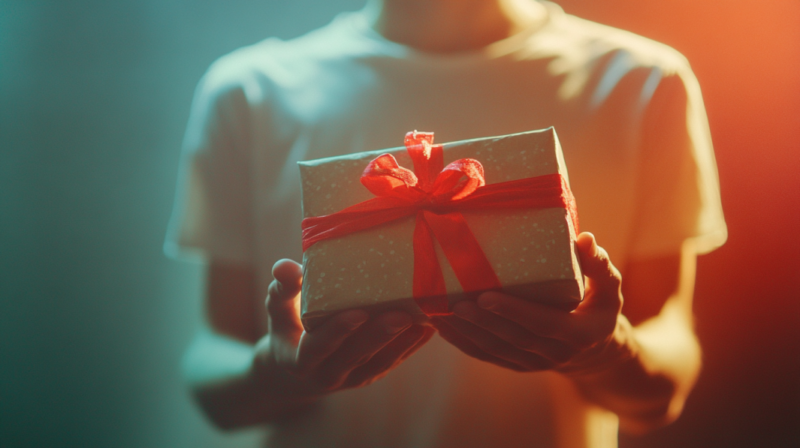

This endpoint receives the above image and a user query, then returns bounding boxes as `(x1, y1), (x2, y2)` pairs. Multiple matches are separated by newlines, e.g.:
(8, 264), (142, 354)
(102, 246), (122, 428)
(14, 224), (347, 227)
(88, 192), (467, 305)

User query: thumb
(266, 259), (304, 344)
(575, 233), (623, 313)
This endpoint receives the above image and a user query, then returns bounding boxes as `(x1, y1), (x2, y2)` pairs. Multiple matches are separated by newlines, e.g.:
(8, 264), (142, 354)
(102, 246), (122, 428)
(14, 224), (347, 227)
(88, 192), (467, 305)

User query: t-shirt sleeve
(164, 65), (255, 265)
(628, 62), (727, 257)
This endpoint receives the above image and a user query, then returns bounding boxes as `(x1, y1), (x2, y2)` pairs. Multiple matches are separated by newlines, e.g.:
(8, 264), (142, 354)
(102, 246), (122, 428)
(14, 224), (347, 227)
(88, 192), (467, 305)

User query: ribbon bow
(302, 131), (578, 316)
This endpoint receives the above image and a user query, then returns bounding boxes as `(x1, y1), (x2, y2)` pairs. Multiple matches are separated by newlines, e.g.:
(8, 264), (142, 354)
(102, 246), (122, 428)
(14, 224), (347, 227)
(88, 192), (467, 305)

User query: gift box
(298, 128), (583, 330)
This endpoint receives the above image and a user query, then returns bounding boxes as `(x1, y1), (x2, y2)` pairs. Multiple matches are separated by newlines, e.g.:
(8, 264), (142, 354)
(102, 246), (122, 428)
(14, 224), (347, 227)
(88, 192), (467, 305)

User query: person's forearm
(567, 300), (701, 433)
(182, 331), (319, 429)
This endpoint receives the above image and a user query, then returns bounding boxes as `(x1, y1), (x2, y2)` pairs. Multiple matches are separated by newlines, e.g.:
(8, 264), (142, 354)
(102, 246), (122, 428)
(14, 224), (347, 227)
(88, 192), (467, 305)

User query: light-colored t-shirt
(166, 3), (726, 447)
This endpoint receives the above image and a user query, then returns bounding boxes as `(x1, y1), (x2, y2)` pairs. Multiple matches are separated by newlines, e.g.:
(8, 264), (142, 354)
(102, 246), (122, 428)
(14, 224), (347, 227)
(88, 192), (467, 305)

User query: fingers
(576, 232), (623, 314)
(437, 314), (555, 371)
(453, 301), (577, 364)
(474, 286), (616, 351)
(342, 325), (435, 388)
(398, 325), (436, 363)
(312, 311), (413, 389)
(427, 234), (624, 375)
(272, 258), (304, 297)
(434, 316), (551, 372)
(433, 317), (525, 371)
(476, 291), (573, 340)
(266, 259), (305, 338)
(293, 310), (369, 375)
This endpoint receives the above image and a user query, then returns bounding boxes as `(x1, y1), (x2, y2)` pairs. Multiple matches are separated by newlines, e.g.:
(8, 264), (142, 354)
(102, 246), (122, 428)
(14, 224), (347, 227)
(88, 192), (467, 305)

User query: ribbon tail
(422, 211), (502, 295)
(412, 211), (450, 316)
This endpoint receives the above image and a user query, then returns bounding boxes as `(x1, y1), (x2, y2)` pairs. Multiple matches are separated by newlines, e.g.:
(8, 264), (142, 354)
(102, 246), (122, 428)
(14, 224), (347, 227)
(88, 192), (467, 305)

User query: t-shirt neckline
(340, 2), (559, 64)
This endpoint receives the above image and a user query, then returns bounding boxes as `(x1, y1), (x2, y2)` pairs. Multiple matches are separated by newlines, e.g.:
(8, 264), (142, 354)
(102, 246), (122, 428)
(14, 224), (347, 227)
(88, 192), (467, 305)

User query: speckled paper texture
(299, 128), (583, 329)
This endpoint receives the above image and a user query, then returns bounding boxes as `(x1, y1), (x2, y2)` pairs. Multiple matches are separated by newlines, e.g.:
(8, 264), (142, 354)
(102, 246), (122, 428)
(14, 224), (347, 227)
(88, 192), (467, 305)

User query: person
(165, 0), (727, 446)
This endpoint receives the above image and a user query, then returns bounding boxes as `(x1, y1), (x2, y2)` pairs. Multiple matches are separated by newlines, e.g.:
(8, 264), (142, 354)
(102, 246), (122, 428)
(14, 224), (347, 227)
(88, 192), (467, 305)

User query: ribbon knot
(302, 131), (579, 316)
(360, 135), (486, 207)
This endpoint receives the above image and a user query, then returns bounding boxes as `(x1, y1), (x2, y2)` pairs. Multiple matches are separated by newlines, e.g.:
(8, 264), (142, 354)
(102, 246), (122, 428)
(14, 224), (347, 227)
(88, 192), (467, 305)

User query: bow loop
(430, 158), (486, 201)
(361, 154), (419, 199)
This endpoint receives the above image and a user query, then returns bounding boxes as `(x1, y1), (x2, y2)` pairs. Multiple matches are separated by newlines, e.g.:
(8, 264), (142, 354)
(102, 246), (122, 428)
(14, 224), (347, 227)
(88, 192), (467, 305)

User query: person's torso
(213, 6), (682, 447)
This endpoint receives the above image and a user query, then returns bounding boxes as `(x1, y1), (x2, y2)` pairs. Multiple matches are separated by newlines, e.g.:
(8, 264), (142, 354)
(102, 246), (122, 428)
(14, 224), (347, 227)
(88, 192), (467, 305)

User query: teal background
(1, 1), (798, 448)
(0, 1), (362, 446)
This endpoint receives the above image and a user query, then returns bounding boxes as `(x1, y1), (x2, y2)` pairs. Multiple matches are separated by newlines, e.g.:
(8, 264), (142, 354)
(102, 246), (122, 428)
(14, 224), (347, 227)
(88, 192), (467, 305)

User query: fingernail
(477, 294), (498, 310)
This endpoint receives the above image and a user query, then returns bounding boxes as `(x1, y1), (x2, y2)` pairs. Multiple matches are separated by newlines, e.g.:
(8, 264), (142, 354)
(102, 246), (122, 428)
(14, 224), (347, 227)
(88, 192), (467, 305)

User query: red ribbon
(302, 131), (579, 316)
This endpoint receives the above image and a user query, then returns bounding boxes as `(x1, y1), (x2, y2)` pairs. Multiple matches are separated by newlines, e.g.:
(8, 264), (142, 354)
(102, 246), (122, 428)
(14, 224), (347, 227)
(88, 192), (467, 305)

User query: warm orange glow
(556, 1), (800, 445)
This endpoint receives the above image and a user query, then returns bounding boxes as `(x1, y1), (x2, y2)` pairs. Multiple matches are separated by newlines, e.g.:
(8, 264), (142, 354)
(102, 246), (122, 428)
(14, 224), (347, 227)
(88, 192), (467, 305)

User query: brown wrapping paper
(298, 128), (583, 330)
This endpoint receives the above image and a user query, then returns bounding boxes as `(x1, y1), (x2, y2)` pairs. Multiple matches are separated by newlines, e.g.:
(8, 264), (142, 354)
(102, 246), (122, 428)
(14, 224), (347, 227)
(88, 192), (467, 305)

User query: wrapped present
(298, 128), (583, 330)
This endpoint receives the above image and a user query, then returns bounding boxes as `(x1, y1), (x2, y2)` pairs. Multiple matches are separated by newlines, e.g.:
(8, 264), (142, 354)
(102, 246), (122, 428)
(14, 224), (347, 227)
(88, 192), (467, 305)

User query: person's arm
(431, 232), (701, 433)
(182, 259), (435, 430)
(569, 236), (700, 434)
